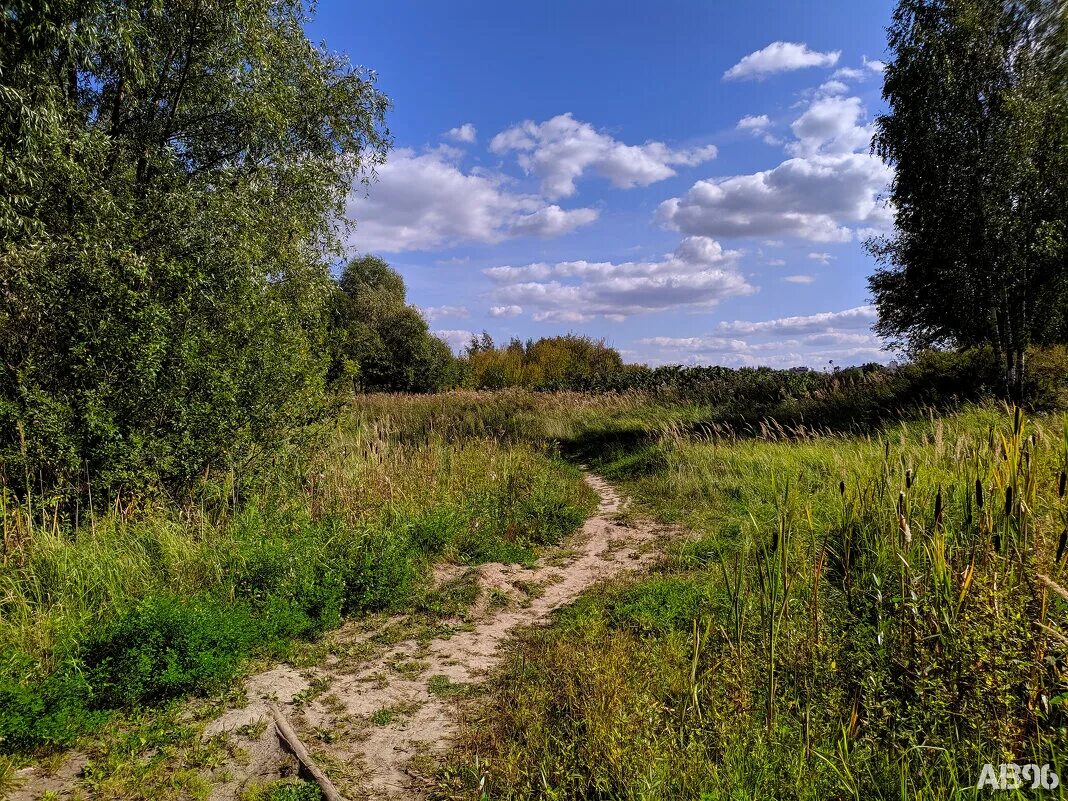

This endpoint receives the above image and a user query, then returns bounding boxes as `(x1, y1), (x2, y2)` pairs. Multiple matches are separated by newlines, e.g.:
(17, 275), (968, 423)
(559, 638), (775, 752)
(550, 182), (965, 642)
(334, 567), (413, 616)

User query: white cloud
(348, 148), (599, 251)
(446, 123), (477, 143)
(863, 57), (886, 73)
(832, 58), (886, 82)
(433, 329), (475, 352)
(808, 252), (834, 264)
(657, 94), (890, 243)
(489, 304), (523, 318)
(723, 42), (840, 81)
(511, 205), (600, 237)
(737, 114), (771, 131)
(784, 274), (815, 283)
(817, 79), (849, 96)
(490, 113), (717, 199)
(658, 153), (889, 242)
(483, 236), (754, 322)
(831, 66), (867, 81)
(637, 313), (886, 368)
(421, 304), (470, 321)
(767, 258), (787, 266)
(717, 305), (877, 335)
(788, 96), (873, 157)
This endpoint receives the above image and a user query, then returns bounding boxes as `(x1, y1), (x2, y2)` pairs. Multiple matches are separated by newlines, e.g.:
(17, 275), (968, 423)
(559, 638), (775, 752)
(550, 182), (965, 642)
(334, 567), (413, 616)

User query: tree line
(2, 0), (1066, 499)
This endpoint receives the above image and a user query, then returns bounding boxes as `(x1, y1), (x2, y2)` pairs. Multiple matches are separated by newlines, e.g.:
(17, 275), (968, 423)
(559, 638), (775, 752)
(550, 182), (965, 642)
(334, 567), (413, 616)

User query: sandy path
(207, 471), (671, 800)
(9, 471), (672, 801)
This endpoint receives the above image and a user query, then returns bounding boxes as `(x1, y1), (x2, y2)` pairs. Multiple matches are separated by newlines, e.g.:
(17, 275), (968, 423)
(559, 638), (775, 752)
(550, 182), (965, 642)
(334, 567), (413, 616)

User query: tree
(461, 334), (625, 390)
(0, 1), (391, 493)
(868, 0), (1068, 397)
(328, 256), (455, 392)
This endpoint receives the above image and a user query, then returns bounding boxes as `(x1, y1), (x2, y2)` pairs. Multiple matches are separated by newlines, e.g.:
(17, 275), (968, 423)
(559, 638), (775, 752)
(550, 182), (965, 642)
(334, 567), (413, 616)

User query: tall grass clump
(446, 405), (1068, 800)
(0, 395), (596, 754)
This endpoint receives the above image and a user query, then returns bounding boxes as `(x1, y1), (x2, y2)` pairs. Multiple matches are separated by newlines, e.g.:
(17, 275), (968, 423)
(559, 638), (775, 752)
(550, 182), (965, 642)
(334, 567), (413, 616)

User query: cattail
(897, 490), (905, 517)
(976, 479), (984, 510)
(1014, 406), (1021, 436)
(839, 480), (846, 496)
(1005, 485), (1014, 517)
(934, 487), (943, 532)
(1059, 471), (1066, 499)
(906, 469), (913, 490)
(1057, 530), (1068, 564)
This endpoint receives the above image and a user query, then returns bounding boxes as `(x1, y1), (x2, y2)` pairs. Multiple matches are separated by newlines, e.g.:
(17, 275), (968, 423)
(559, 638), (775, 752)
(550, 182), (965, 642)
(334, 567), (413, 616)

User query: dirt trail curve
(9, 471), (676, 801)
(209, 470), (676, 800)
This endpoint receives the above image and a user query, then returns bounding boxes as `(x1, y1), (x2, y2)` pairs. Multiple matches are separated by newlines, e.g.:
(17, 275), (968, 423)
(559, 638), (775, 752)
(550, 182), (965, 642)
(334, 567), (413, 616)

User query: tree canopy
(868, 0), (1068, 395)
(462, 334), (624, 390)
(0, 0), (391, 493)
(329, 256), (456, 393)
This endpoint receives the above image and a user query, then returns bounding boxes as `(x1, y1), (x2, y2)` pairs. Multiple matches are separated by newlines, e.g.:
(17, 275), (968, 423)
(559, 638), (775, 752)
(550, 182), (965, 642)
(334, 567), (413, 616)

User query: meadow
(3, 383), (1068, 800)
(0, 394), (598, 760)
(441, 402), (1068, 800)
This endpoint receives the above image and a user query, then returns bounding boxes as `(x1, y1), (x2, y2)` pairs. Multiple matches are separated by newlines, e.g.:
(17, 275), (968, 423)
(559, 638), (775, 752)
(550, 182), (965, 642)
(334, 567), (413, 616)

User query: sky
(306, 0), (899, 369)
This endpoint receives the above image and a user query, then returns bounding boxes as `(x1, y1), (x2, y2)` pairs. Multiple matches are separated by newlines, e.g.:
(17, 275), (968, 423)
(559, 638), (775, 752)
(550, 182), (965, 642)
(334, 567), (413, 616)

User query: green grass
(0, 394), (597, 759)
(442, 403), (1068, 800)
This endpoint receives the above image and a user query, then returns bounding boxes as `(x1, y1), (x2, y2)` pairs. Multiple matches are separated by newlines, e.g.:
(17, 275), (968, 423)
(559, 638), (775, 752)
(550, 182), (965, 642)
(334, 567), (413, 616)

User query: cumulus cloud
(717, 305), (877, 335)
(788, 96), (873, 156)
(658, 153), (890, 242)
(421, 304), (470, 321)
(489, 113), (717, 199)
(808, 252), (834, 264)
(511, 205), (601, 237)
(483, 236), (754, 322)
(433, 329), (475, 352)
(445, 123), (477, 143)
(347, 148), (599, 251)
(723, 42), (840, 81)
(817, 79), (849, 96)
(832, 58), (886, 82)
(784, 274), (815, 283)
(657, 94), (890, 243)
(637, 307), (885, 368)
(489, 305), (523, 318)
(737, 114), (771, 131)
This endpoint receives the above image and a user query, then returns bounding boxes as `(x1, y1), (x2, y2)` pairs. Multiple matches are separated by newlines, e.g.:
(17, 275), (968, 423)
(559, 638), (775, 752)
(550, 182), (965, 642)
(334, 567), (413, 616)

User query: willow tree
(868, 0), (1068, 397)
(0, 1), (391, 492)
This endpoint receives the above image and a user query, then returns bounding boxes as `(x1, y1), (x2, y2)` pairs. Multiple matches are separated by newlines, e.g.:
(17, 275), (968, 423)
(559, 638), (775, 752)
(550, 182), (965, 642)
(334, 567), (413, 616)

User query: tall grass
(0, 394), (596, 754)
(444, 404), (1068, 800)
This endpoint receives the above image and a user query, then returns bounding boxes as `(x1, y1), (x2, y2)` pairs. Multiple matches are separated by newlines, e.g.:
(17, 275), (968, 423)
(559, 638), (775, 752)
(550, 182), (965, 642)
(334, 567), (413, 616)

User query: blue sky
(307, 1), (898, 368)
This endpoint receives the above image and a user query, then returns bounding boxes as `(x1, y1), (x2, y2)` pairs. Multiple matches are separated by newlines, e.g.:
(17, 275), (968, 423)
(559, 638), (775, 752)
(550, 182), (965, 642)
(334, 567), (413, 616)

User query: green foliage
(241, 779), (324, 801)
(0, 0), (391, 494)
(0, 397), (595, 753)
(453, 405), (1068, 800)
(328, 255), (456, 392)
(868, 0), (1068, 393)
(462, 333), (624, 390)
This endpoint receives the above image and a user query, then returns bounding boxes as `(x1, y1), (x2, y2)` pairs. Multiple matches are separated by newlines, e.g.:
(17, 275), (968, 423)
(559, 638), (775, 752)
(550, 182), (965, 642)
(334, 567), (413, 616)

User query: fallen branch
(270, 703), (348, 801)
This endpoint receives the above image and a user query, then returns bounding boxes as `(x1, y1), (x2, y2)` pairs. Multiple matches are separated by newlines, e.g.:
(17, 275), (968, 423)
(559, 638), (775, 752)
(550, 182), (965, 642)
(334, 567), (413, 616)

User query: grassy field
(4, 390), (1068, 800)
(439, 402), (1068, 800)
(0, 394), (598, 767)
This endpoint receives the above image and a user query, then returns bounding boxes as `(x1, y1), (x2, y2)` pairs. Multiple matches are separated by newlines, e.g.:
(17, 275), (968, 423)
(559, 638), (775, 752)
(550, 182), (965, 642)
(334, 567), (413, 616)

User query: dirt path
(9, 471), (673, 801)
(208, 470), (674, 800)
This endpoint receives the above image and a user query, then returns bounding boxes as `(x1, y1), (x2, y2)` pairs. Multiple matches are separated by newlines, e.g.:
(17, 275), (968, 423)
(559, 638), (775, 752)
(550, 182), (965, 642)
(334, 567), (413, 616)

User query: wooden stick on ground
(270, 703), (348, 801)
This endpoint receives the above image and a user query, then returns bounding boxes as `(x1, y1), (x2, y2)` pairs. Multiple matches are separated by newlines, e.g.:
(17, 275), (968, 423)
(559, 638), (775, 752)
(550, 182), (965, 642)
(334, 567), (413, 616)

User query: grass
(0, 394), (597, 763)
(439, 403), (1068, 800)
(6, 388), (1068, 800)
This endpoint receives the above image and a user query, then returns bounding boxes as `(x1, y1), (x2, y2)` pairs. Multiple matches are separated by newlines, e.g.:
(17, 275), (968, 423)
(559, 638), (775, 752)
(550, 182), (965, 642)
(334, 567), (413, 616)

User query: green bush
(0, 662), (101, 753)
